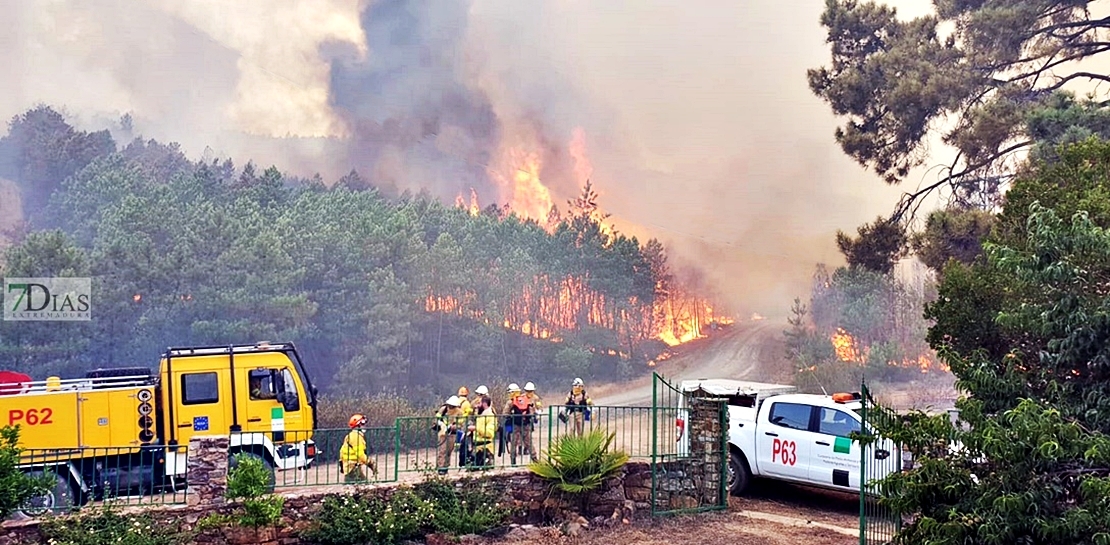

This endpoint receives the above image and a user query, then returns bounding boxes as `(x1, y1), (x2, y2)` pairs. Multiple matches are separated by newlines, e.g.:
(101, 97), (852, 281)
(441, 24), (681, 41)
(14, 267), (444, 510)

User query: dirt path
(594, 321), (791, 407)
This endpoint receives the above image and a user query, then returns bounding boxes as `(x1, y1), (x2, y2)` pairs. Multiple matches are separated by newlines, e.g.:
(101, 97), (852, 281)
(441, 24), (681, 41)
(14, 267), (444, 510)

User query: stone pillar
(187, 435), (230, 507)
(687, 396), (726, 507)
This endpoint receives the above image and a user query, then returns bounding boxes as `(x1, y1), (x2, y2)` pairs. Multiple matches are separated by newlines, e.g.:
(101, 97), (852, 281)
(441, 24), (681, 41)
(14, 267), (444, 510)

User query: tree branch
(1031, 15), (1110, 41)
(1003, 45), (1110, 87)
(891, 140), (1033, 223)
(1043, 71), (1110, 92)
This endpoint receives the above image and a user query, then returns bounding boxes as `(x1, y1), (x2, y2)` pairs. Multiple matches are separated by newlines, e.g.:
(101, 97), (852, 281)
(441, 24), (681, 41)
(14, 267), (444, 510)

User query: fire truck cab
(0, 342), (317, 515)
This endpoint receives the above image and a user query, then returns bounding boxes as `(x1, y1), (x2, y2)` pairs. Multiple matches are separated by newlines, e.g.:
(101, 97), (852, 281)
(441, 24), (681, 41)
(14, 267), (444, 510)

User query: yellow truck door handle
(247, 417), (262, 422)
(178, 423), (192, 428)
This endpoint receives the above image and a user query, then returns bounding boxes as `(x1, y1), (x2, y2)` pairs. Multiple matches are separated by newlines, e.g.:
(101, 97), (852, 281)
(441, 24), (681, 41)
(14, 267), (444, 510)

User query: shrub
(300, 475), (510, 545)
(38, 508), (189, 545)
(0, 425), (54, 518)
(413, 473), (511, 536)
(529, 428), (629, 495)
(226, 453), (283, 528)
(299, 488), (432, 545)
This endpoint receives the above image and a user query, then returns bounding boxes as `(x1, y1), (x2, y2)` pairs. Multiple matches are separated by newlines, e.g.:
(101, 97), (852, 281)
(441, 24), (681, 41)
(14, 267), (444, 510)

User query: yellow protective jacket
(436, 406), (465, 437)
(526, 392), (543, 412)
(339, 429), (368, 470)
(473, 407), (497, 451)
(460, 397), (474, 417)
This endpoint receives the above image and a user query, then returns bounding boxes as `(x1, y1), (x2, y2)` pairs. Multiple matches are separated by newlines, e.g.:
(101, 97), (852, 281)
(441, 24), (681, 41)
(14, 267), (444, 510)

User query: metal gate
(859, 380), (902, 545)
(650, 372), (728, 516)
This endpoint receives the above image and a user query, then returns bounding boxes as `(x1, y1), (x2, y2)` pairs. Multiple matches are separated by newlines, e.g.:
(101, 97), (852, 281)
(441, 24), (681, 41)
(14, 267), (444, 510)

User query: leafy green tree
(835, 216), (906, 274)
(0, 106), (115, 227)
(810, 0), (1110, 212)
(879, 139), (1110, 544)
(910, 207), (996, 273)
(0, 426), (54, 519)
(0, 230), (92, 376)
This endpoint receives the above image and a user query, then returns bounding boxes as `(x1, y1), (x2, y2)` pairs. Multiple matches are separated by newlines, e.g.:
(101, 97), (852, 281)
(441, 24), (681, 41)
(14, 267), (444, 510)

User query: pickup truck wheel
(14, 470), (76, 519)
(728, 451), (751, 495)
(228, 452), (276, 493)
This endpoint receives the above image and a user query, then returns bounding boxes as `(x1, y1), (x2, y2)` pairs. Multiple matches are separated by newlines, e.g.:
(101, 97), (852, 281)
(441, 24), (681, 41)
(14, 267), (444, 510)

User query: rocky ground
(435, 482), (860, 545)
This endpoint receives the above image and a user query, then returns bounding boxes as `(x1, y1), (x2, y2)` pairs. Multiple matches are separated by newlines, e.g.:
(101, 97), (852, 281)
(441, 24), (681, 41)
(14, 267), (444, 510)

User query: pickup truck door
(808, 407), (862, 489)
(757, 401), (814, 482)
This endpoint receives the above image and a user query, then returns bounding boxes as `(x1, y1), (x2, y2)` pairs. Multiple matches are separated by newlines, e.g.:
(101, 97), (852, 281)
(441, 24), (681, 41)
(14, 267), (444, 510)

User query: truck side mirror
(282, 392), (300, 412)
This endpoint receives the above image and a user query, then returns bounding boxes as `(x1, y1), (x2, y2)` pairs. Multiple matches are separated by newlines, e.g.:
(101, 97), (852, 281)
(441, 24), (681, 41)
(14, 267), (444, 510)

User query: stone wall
(188, 435), (230, 507)
(648, 396), (728, 512)
(0, 396), (728, 544)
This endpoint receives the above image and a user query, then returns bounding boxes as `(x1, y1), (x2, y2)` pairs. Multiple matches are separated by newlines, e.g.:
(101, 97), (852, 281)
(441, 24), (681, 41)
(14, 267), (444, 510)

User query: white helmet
(572, 377), (584, 386)
(475, 385), (489, 395)
(445, 395), (462, 407)
(507, 383), (521, 392)
(524, 381), (536, 392)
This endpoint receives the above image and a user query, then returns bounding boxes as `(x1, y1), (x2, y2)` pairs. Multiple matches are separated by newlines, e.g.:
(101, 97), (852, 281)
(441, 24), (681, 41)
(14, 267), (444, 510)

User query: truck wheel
(728, 451), (752, 496)
(228, 452), (276, 493)
(15, 470), (76, 519)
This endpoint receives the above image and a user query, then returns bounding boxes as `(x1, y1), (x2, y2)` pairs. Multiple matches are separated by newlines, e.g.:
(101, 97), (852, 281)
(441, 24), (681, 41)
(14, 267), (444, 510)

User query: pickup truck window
(818, 407), (860, 437)
(768, 402), (811, 430)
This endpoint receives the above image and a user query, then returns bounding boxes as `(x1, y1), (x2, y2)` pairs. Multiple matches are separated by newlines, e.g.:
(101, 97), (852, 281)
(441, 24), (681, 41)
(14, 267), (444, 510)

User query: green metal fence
(18, 445), (189, 516)
(650, 372), (729, 516)
(15, 394), (719, 515)
(859, 380), (903, 545)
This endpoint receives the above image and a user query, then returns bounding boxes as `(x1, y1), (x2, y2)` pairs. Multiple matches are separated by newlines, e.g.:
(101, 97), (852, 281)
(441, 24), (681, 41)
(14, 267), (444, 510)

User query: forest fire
(887, 354), (951, 374)
(828, 328), (950, 373)
(454, 188), (480, 216)
(439, 127), (732, 351)
(830, 328), (864, 363)
(490, 148), (554, 225)
(658, 301), (733, 346)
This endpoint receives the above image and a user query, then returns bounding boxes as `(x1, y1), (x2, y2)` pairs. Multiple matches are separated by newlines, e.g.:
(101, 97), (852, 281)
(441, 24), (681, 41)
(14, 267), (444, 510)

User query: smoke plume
(0, 0), (919, 317)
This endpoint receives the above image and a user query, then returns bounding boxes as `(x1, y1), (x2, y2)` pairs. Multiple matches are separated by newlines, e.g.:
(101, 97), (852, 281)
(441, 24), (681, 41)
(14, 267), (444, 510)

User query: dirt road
(594, 321), (790, 407)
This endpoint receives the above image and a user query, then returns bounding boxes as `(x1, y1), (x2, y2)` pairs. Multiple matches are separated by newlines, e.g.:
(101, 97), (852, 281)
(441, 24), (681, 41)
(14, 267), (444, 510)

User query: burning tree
(787, 260), (947, 394)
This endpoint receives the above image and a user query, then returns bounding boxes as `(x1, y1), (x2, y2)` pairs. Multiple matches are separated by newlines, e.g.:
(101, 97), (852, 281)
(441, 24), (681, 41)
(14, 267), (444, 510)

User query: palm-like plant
(528, 429), (629, 497)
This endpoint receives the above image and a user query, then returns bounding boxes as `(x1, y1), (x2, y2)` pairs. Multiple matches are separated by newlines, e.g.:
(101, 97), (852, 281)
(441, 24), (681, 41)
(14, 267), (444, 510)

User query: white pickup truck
(675, 379), (901, 495)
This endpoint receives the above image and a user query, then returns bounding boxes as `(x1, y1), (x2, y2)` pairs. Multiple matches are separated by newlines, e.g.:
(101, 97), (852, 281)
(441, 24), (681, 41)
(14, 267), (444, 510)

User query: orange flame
(830, 328), (864, 363)
(886, 354), (951, 374)
(454, 188), (481, 217)
(491, 148), (553, 226)
(657, 299), (732, 347)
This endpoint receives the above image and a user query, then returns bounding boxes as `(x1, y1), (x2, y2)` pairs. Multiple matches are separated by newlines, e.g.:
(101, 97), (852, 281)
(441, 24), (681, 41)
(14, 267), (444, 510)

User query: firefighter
(469, 394), (497, 469)
(435, 395), (464, 474)
(562, 378), (593, 437)
(339, 414), (377, 482)
(459, 385), (489, 467)
(249, 376), (276, 400)
(457, 386), (473, 416)
(523, 381), (541, 462)
(503, 384), (533, 464)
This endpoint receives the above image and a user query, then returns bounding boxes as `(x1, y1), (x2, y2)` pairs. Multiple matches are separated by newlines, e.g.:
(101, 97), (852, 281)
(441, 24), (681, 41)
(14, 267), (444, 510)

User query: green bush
(39, 508), (189, 545)
(0, 426), (55, 518)
(299, 488), (432, 545)
(300, 475), (511, 545)
(529, 429), (629, 494)
(226, 453), (283, 528)
(414, 474), (511, 536)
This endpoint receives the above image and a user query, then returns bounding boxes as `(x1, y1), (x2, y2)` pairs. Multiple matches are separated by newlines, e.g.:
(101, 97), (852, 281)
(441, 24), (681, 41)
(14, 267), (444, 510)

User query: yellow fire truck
(0, 342), (317, 513)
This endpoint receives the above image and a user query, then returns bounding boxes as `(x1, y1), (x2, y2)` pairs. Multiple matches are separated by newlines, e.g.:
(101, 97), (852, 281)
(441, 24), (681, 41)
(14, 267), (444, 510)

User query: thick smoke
(1, 0), (929, 317)
(328, 0), (501, 198)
